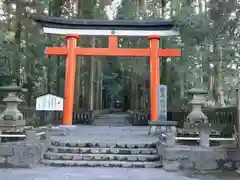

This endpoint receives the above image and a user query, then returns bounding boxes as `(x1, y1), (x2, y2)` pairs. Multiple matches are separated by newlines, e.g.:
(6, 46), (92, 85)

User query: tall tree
(12, 0), (23, 85)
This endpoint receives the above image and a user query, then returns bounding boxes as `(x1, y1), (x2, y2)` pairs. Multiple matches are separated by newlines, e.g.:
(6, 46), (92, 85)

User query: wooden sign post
(32, 16), (181, 125)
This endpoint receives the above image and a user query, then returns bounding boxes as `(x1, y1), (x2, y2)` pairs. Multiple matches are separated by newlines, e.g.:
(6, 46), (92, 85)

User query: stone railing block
(159, 132), (176, 148)
(0, 128), (51, 168)
(0, 143), (15, 156)
(166, 133), (176, 147)
(26, 130), (37, 141)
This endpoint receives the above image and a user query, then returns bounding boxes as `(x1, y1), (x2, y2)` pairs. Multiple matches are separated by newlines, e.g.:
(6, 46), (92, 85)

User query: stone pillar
(165, 132), (176, 147)
(199, 129), (210, 148)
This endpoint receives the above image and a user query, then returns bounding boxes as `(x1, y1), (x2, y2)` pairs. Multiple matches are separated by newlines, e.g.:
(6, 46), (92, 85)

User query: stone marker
(7, 142), (41, 168)
(148, 85), (177, 135)
(158, 85), (167, 121)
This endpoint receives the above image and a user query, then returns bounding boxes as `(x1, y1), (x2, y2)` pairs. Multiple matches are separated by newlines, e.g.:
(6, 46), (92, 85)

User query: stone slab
(157, 144), (240, 171)
(49, 126), (158, 144)
(148, 120), (177, 126)
(58, 125), (77, 131)
(42, 159), (162, 168)
(50, 139), (156, 149)
(47, 146), (157, 155)
(44, 152), (159, 162)
(48, 127), (69, 136)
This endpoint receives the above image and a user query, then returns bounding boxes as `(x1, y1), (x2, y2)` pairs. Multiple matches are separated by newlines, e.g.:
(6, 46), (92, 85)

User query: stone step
(92, 124), (131, 126)
(48, 146), (157, 155)
(41, 159), (162, 168)
(50, 140), (156, 149)
(92, 119), (131, 126)
(95, 116), (127, 119)
(94, 117), (127, 120)
(44, 152), (159, 162)
(93, 114), (131, 126)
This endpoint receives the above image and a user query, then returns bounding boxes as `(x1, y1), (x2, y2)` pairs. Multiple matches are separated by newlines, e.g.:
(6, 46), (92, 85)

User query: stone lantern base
(0, 120), (26, 132)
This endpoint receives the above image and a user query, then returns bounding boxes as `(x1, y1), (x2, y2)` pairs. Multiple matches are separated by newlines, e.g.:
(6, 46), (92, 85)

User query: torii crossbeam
(32, 15), (181, 126)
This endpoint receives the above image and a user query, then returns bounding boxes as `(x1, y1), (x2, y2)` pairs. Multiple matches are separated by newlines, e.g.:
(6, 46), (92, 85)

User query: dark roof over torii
(31, 15), (176, 31)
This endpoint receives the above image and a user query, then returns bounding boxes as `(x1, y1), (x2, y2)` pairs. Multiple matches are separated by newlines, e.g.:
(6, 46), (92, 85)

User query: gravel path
(0, 166), (239, 180)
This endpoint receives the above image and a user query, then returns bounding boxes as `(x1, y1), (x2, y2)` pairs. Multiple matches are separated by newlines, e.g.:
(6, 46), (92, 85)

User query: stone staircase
(41, 140), (162, 168)
(92, 113), (131, 126)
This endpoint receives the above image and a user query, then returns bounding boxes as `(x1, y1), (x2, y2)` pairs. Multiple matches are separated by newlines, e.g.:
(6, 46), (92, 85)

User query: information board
(36, 94), (63, 111)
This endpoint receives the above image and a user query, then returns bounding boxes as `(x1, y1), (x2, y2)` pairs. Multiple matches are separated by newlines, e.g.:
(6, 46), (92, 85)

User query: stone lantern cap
(0, 80), (27, 93)
(188, 88), (208, 106)
(188, 88), (208, 95)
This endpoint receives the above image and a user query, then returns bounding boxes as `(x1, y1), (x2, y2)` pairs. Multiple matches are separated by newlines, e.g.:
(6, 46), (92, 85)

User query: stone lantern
(186, 87), (211, 147)
(0, 80), (27, 132)
(187, 88), (208, 125)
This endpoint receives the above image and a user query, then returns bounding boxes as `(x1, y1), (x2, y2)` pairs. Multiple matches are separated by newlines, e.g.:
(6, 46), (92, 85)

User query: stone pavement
(0, 166), (239, 180)
(50, 125), (158, 144)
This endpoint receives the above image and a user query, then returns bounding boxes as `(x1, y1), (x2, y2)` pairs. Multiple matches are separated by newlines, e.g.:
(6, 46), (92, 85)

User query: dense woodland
(0, 0), (240, 111)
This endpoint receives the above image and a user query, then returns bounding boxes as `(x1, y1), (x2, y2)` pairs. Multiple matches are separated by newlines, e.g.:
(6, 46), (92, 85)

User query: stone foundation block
(163, 160), (180, 172)
(6, 142), (42, 168)
(157, 143), (239, 171)
(48, 127), (69, 136)
(162, 147), (189, 160)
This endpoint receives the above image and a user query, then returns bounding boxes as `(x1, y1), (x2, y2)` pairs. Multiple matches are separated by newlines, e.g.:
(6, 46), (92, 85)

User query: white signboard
(158, 85), (167, 121)
(36, 94), (63, 111)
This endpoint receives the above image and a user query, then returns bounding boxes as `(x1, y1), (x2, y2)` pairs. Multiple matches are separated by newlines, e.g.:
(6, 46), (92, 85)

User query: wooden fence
(0, 104), (238, 134)
(0, 105), (111, 126)
(130, 106), (238, 135)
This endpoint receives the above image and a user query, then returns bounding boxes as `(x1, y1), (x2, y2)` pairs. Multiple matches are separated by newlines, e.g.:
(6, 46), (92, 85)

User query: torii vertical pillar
(148, 35), (160, 121)
(62, 35), (79, 125)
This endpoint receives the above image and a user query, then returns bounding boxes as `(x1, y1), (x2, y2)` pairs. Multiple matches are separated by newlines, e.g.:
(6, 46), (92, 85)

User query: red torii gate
(32, 15), (181, 126)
